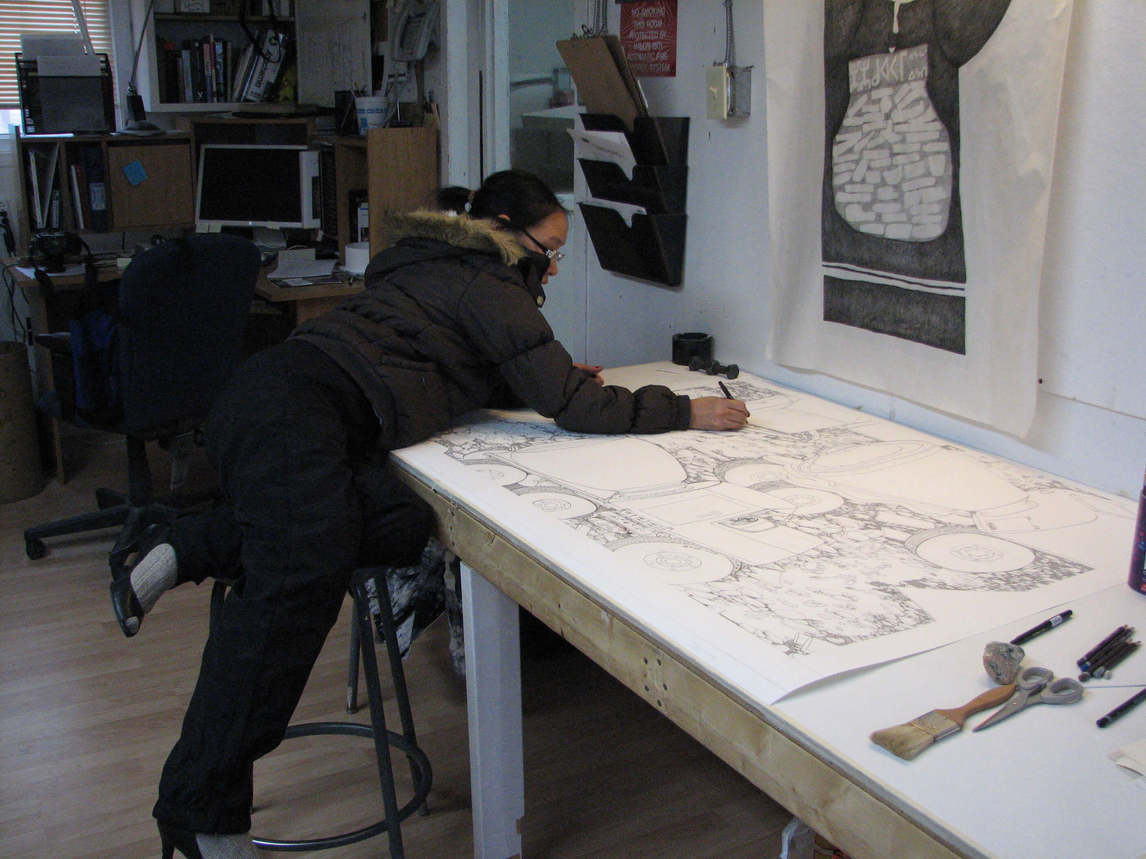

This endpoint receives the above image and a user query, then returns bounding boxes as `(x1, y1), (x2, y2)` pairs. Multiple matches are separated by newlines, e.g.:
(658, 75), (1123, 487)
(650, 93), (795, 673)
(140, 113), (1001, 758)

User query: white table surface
(778, 583), (1146, 857)
(392, 363), (1146, 858)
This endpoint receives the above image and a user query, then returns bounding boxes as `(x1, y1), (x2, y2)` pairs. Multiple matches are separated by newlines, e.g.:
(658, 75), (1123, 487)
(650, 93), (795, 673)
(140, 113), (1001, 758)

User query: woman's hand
(689, 396), (750, 431)
(573, 363), (605, 385)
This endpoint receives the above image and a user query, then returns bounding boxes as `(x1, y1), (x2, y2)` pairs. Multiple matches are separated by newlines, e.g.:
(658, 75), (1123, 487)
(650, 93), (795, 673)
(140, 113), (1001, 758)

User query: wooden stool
(210, 567), (432, 857)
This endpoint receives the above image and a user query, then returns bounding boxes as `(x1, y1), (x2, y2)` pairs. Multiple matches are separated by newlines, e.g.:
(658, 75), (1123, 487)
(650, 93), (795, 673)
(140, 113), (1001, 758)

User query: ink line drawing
(419, 370), (1130, 668)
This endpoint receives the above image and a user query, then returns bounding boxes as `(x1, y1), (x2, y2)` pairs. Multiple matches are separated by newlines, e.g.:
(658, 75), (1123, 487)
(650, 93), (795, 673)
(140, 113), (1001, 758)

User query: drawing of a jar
(831, 44), (953, 241)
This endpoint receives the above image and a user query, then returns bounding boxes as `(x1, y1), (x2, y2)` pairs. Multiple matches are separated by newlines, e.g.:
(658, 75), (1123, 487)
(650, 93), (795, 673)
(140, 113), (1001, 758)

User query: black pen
(1009, 609), (1073, 646)
(718, 381), (733, 399)
(1097, 685), (1146, 728)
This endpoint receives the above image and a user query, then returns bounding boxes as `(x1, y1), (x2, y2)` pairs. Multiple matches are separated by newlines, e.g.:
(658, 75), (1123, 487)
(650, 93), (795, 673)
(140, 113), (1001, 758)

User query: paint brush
(870, 683), (1016, 761)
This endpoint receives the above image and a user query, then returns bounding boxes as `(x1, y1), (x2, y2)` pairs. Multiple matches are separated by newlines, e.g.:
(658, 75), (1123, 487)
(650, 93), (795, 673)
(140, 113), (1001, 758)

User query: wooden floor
(1, 428), (792, 857)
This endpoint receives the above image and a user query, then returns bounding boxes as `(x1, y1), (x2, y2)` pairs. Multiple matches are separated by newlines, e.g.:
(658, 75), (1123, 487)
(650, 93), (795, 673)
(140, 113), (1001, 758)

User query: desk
(7, 259), (122, 482)
(391, 362), (1146, 858)
(253, 269), (363, 325)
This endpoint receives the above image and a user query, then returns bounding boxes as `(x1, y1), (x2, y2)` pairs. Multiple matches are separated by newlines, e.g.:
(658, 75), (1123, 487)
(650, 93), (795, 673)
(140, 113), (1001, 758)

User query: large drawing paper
(763, 0), (1072, 437)
(394, 364), (1134, 703)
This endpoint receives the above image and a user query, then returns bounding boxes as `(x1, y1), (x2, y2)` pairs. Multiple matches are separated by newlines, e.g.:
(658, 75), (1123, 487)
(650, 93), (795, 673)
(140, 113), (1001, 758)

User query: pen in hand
(719, 381), (733, 399)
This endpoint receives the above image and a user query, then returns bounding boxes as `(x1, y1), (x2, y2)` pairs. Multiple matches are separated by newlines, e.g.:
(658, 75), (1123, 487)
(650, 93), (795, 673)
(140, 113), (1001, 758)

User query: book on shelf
(202, 39), (215, 102)
(231, 42), (257, 100)
(180, 48), (194, 101)
(27, 150), (43, 230)
(26, 145), (61, 230)
(158, 39), (181, 103)
(69, 163), (86, 231)
(240, 30), (288, 102)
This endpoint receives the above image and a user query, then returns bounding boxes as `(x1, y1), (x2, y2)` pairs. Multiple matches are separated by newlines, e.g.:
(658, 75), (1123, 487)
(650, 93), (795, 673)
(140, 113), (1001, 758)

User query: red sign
(620, 0), (677, 78)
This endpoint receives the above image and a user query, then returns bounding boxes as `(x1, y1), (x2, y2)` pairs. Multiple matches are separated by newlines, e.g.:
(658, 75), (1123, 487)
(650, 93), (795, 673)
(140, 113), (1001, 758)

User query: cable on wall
(722, 0), (735, 67)
(706, 0), (752, 119)
(583, 0), (609, 37)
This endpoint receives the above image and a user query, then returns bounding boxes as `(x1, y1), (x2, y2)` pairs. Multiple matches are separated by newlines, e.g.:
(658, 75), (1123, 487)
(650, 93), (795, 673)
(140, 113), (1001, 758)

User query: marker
(1096, 685), (1146, 728)
(718, 381), (733, 399)
(1009, 609), (1073, 646)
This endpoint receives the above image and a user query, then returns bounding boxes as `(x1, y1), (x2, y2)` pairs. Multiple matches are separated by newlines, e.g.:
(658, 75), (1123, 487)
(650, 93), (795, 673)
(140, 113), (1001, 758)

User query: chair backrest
(116, 233), (261, 435)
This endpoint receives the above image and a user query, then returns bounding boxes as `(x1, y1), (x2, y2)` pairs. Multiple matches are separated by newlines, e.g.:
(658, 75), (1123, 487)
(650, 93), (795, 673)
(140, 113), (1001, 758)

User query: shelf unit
(133, 0), (297, 113)
(331, 126), (439, 263)
(15, 131), (196, 249)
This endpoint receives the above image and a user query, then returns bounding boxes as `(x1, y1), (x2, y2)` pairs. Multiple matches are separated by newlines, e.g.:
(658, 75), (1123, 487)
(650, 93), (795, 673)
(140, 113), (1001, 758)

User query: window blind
(0, 1), (112, 108)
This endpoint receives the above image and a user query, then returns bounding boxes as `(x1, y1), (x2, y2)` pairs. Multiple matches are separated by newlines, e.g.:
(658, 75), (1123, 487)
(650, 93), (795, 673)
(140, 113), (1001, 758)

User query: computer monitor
(195, 144), (320, 232)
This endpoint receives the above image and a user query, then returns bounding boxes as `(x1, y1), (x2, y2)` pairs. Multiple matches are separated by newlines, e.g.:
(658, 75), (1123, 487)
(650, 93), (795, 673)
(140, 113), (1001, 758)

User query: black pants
(152, 339), (431, 834)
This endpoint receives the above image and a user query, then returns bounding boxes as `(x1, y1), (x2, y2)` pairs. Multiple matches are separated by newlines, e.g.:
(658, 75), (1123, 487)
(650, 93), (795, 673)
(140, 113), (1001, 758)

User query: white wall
(561, 0), (1145, 499)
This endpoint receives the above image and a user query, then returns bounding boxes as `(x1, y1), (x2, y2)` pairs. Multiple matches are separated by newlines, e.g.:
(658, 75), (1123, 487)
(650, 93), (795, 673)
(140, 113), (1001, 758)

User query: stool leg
(346, 610), (361, 713)
(352, 580), (406, 859)
(367, 572), (429, 815)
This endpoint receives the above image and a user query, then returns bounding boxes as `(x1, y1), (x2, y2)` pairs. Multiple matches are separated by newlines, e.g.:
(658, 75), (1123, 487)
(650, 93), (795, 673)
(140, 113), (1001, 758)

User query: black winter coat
(291, 211), (691, 449)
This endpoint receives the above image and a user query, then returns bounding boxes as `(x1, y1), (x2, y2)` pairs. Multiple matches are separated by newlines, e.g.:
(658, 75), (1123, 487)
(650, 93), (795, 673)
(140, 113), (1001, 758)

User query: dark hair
(436, 185), (472, 214)
(440, 169), (563, 230)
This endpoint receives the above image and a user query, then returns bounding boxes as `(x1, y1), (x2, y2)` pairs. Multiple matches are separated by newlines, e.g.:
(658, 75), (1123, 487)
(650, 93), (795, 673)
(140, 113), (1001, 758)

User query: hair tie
(464, 190), (475, 214)
(464, 200), (472, 213)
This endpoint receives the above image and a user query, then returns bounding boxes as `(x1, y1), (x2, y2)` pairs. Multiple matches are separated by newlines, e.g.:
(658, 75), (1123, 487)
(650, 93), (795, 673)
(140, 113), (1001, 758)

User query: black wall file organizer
(576, 114), (689, 286)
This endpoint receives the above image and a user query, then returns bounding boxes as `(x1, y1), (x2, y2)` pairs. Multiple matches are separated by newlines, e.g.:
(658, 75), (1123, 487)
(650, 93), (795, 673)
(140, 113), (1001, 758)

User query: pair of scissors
(973, 666), (1084, 731)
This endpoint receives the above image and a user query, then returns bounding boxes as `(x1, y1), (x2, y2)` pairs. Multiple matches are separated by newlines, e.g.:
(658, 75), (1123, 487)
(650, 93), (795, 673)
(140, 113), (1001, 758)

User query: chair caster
(25, 537), (46, 560)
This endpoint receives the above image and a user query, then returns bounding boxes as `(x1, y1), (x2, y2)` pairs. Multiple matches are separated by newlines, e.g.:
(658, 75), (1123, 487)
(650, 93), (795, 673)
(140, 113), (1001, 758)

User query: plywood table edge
(395, 466), (986, 859)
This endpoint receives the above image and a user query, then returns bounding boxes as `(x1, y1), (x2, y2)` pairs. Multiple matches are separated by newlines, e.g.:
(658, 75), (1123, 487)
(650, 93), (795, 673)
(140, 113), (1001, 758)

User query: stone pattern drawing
(832, 44), (952, 242)
(822, 0), (1012, 353)
(424, 374), (1126, 663)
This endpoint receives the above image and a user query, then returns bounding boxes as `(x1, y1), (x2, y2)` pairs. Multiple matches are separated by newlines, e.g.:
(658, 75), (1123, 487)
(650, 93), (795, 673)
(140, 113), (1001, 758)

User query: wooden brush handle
(937, 683), (1016, 727)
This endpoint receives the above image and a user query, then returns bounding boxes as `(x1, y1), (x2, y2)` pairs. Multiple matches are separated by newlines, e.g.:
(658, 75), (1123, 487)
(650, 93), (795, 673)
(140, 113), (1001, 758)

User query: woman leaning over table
(111, 169), (750, 858)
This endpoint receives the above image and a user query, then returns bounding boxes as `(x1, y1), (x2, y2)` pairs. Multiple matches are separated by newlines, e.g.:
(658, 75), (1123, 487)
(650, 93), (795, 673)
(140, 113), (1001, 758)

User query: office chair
(22, 234), (261, 579)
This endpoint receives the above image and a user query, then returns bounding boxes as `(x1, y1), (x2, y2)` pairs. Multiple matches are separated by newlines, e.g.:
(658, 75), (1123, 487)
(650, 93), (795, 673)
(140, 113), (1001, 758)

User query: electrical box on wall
(707, 64), (752, 119)
(728, 65), (752, 117)
(706, 64), (730, 119)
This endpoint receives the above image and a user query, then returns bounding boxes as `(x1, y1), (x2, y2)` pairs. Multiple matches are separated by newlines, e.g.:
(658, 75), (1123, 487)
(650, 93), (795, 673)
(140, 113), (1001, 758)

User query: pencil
(1078, 625), (1129, 667)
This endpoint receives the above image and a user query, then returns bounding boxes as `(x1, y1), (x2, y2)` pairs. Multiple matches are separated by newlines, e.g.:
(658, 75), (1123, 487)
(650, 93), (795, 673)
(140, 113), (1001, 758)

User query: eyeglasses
(521, 227), (566, 263)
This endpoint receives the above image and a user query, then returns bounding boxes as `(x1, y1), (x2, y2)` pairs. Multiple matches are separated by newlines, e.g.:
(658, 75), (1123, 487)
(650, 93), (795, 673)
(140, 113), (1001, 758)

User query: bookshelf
(133, 1), (298, 112)
(14, 131), (195, 249)
(332, 126), (439, 263)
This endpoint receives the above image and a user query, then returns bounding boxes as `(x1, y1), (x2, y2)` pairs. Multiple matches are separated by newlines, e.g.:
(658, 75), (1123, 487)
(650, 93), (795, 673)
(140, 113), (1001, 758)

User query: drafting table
(391, 362), (1146, 858)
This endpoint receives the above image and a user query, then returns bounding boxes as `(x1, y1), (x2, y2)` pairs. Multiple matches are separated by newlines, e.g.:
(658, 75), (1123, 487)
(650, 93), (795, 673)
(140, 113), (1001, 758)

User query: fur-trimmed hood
(369, 208), (549, 308)
(378, 210), (529, 265)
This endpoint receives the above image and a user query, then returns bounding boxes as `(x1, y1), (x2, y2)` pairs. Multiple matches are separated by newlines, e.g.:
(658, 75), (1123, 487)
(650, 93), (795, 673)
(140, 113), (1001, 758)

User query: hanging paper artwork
(763, 0), (1072, 436)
